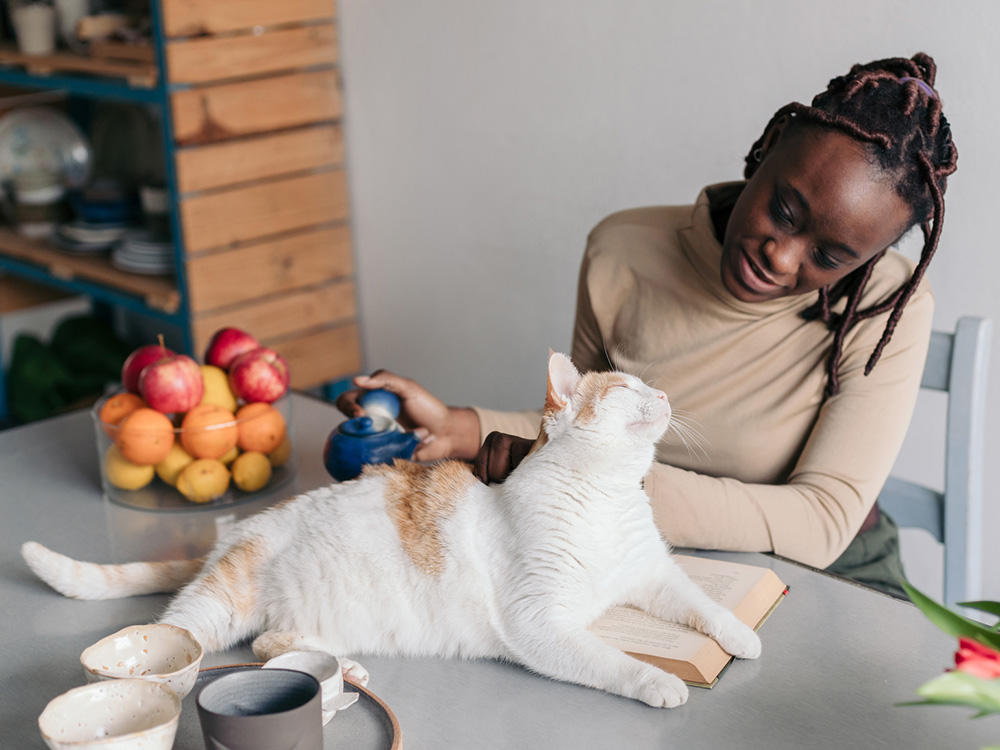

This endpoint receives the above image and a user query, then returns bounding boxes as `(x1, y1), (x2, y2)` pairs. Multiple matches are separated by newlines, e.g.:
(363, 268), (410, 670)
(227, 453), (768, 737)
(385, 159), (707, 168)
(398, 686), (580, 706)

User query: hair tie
(899, 76), (937, 99)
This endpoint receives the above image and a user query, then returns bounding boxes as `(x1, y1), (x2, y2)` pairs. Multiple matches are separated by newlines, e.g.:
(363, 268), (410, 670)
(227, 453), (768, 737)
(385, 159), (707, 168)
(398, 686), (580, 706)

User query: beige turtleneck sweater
(474, 184), (933, 569)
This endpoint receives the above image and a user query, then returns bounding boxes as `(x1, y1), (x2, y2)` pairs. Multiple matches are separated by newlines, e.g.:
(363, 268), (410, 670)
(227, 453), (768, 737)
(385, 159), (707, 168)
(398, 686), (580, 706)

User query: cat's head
(537, 352), (671, 454)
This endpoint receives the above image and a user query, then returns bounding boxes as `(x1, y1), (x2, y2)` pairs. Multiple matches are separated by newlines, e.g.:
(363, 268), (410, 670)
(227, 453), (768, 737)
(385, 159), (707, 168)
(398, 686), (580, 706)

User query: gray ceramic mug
(196, 669), (323, 750)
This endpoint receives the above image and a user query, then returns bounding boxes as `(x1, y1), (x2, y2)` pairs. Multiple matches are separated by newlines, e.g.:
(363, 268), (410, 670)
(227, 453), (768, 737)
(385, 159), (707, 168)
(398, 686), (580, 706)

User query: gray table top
(1, 393), (993, 749)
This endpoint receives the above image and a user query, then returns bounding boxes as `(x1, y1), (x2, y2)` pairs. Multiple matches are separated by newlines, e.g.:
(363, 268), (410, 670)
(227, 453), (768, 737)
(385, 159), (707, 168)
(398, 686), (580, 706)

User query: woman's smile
(737, 248), (785, 295)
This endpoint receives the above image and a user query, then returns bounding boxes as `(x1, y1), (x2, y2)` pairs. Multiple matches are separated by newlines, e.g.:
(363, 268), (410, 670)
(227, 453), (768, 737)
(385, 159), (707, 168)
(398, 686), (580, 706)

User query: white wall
(338, 1), (1000, 601)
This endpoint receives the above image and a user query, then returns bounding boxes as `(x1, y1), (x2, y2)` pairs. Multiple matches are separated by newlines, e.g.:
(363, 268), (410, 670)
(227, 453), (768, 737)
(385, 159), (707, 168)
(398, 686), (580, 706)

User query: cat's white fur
(22, 352), (760, 708)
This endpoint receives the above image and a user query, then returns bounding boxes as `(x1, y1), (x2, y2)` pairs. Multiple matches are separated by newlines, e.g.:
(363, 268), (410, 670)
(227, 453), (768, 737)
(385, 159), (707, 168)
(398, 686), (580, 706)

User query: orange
(98, 393), (146, 438)
(180, 404), (238, 459)
(115, 408), (176, 465)
(236, 403), (287, 453)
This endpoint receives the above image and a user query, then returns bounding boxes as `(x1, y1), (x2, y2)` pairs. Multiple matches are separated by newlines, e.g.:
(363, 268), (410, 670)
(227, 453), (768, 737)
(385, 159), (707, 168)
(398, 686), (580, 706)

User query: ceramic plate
(174, 664), (401, 750)
(111, 247), (174, 275)
(0, 106), (91, 188)
(51, 233), (113, 255)
(59, 220), (132, 244)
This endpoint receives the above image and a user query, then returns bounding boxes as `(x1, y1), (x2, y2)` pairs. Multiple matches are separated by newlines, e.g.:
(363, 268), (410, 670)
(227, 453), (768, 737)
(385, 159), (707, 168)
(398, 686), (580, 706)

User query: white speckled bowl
(38, 679), (181, 750)
(80, 624), (204, 699)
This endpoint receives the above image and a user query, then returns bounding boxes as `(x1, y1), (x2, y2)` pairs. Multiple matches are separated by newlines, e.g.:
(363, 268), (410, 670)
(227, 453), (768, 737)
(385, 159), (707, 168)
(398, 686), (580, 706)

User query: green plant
(903, 581), (1000, 748)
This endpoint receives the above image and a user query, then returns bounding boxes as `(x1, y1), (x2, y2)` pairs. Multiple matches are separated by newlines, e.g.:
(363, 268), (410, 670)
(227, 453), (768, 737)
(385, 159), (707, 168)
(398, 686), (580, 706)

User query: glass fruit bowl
(91, 392), (295, 512)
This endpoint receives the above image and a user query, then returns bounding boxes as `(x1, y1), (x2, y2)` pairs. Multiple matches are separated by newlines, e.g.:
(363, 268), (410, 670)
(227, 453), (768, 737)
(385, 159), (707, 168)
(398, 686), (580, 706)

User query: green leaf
(914, 672), (1000, 716)
(959, 600), (1000, 624)
(903, 581), (1000, 651)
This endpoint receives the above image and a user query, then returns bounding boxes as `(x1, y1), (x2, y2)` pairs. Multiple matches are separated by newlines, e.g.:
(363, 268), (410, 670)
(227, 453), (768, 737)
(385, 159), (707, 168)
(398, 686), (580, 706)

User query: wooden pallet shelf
(0, 229), (179, 313)
(0, 45), (158, 88)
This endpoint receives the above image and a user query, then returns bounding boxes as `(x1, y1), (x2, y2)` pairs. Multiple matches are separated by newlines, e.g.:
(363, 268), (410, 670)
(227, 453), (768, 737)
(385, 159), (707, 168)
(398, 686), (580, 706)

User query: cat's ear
(545, 350), (580, 412)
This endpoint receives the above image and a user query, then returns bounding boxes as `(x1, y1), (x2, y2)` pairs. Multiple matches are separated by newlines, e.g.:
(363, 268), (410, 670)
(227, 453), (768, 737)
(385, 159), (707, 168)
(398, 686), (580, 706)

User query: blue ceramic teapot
(322, 390), (421, 482)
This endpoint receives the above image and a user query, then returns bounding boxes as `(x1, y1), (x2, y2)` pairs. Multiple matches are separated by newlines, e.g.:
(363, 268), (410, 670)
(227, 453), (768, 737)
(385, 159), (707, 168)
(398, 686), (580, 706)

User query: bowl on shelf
(91, 392), (296, 512)
(68, 180), (141, 225)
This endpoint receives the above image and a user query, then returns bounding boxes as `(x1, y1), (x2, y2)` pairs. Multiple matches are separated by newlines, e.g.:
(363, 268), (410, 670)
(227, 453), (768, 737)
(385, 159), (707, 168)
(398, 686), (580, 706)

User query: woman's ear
(758, 115), (790, 162)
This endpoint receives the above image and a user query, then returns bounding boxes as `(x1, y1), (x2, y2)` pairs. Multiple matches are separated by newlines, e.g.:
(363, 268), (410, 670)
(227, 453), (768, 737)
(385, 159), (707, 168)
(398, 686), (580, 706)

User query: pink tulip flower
(954, 637), (1000, 679)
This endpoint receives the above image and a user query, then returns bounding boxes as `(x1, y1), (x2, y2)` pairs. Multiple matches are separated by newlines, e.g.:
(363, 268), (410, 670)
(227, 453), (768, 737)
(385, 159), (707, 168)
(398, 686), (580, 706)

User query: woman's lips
(738, 250), (782, 294)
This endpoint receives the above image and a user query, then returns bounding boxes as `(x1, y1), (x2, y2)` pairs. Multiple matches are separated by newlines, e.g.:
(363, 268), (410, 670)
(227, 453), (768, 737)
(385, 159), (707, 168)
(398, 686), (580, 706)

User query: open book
(589, 555), (787, 688)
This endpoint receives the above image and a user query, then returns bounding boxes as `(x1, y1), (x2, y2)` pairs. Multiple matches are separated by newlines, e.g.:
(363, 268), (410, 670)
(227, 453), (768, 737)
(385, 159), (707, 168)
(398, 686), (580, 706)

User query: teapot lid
(339, 415), (396, 437)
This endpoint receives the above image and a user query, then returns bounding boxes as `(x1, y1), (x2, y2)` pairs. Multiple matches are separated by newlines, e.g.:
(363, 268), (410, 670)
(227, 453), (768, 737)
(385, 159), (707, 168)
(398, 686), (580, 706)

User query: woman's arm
(644, 291), (934, 569)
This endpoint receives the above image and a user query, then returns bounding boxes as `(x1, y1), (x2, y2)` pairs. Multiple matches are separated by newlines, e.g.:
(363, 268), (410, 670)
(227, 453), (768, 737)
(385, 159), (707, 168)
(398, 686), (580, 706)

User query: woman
(338, 53), (958, 596)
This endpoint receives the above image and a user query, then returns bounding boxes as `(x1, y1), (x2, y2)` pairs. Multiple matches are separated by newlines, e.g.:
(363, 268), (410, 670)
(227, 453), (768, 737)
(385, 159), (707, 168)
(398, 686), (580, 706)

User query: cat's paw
(715, 620), (761, 660)
(629, 666), (689, 708)
(340, 657), (370, 687)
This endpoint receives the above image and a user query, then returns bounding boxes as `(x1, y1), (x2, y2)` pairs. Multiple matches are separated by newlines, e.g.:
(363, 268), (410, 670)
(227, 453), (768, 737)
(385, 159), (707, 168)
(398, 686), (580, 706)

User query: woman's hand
(336, 370), (481, 461)
(473, 431), (534, 484)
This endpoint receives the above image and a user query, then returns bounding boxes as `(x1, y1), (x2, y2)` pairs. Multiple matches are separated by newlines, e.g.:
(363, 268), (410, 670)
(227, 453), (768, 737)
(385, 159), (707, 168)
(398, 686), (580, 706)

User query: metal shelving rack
(0, 0), (192, 422)
(0, 0), (360, 424)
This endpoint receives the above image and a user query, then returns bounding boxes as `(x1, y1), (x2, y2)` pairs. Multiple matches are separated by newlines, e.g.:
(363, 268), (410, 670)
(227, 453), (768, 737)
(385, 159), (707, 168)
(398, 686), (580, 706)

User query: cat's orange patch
(199, 537), (265, 624)
(364, 460), (475, 575)
(574, 372), (629, 425)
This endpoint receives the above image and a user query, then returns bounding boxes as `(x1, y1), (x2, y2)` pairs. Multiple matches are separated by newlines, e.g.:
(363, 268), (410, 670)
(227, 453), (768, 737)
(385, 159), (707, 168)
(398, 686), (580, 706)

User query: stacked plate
(111, 229), (174, 275)
(52, 220), (132, 254)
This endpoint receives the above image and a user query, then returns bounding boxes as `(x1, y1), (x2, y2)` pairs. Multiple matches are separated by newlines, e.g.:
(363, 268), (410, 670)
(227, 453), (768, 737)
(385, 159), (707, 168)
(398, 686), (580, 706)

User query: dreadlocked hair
(743, 52), (958, 396)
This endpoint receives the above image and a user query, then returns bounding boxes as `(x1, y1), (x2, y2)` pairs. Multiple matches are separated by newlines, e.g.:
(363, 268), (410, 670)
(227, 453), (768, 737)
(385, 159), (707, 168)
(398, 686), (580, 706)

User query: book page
(674, 555), (765, 609)
(590, 606), (705, 660)
(589, 556), (773, 660)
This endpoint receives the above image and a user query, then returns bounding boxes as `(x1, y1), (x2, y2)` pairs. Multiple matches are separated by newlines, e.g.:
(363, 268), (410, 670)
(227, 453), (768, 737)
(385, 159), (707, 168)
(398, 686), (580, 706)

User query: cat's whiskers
(663, 410), (709, 460)
(639, 357), (669, 383)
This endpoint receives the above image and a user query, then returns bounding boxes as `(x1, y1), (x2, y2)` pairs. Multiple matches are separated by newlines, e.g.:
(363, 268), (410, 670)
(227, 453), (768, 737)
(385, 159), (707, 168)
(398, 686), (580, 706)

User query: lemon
(219, 445), (239, 466)
(155, 443), (195, 486)
(267, 435), (293, 467)
(104, 445), (156, 490)
(199, 365), (238, 412)
(232, 451), (272, 492)
(176, 459), (231, 503)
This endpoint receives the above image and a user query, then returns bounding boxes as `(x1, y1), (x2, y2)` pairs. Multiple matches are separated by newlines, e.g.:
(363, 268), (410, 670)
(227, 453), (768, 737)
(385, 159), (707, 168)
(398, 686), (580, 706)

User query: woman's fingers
(474, 432), (534, 484)
(335, 389), (366, 418)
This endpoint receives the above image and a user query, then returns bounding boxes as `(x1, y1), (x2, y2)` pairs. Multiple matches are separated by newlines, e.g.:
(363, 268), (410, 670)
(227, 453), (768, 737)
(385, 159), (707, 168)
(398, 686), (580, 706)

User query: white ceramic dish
(80, 623), (205, 699)
(140, 185), (169, 215)
(38, 679), (181, 750)
(110, 249), (173, 275)
(52, 233), (112, 254)
(263, 650), (360, 725)
(0, 106), (91, 189)
(59, 220), (131, 244)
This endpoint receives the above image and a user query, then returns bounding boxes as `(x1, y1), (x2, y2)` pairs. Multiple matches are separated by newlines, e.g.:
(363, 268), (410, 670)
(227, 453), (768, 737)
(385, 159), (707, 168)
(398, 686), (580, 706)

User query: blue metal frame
(0, 0), (194, 424)
(0, 68), (164, 104)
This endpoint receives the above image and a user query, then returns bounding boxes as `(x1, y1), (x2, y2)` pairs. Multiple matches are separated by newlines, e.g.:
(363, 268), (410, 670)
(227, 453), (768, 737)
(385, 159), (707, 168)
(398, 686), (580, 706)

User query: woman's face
(720, 125), (914, 303)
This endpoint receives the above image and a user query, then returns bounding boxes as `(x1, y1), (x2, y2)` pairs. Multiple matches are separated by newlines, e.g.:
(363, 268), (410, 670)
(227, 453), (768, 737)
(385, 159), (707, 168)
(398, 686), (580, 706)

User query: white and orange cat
(23, 352), (759, 708)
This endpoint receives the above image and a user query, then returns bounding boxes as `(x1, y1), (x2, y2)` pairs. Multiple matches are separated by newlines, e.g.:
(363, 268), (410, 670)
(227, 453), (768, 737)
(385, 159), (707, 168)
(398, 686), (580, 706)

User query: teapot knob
(359, 389), (401, 421)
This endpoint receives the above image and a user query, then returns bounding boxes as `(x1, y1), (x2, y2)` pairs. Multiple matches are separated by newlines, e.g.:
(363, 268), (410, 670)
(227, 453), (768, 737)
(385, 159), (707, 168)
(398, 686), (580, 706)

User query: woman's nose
(762, 237), (804, 276)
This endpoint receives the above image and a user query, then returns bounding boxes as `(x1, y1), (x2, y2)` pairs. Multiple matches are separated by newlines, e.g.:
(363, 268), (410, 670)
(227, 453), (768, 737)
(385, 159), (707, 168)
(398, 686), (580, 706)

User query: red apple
(139, 353), (205, 413)
(228, 347), (290, 403)
(204, 328), (260, 370)
(121, 343), (175, 393)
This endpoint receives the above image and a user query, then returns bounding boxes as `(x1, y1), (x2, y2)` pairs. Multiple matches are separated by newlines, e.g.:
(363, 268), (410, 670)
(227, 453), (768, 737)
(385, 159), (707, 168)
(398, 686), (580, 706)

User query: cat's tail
(21, 541), (204, 600)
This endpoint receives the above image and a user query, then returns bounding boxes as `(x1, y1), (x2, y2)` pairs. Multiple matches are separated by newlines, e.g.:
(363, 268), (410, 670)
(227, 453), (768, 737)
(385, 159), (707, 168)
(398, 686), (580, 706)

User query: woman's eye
(770, 195), (794, 226)
(813, 247), (840, 270)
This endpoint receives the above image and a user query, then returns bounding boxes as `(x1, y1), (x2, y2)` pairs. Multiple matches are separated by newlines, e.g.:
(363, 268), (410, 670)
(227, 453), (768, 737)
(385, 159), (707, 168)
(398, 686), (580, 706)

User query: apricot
(115, 408), (175, 465)
(180, 403), (238, 459)
(98, 393), (146, 438)
(236, 403), (286, 453)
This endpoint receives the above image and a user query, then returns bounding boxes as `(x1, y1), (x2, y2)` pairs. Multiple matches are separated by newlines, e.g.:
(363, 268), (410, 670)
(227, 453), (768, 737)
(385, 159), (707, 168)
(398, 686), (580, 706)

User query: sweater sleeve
(472, 406), (542, 443)
(644, 286), (934, 568)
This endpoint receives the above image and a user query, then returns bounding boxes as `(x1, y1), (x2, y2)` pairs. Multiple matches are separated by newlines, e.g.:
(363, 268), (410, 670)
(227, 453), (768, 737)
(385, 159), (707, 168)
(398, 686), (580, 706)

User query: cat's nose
(653, 389), (667, 401)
